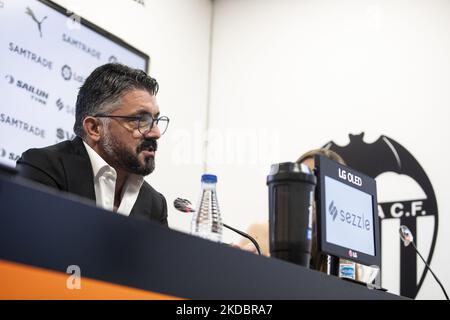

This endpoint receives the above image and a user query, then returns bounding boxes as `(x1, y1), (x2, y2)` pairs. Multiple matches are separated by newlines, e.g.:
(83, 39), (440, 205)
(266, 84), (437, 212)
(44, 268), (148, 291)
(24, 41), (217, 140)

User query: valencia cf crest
(324, 133), (438, 299)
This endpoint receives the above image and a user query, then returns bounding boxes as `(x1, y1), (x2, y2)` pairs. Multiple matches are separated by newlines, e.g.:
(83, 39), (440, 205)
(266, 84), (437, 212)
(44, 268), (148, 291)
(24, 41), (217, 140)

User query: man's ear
(83, 116), (103, 142)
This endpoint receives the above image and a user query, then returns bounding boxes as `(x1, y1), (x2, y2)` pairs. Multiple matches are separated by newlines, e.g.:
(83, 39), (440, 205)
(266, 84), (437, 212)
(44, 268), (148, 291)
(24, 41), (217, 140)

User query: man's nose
(144, 124), (161, 139)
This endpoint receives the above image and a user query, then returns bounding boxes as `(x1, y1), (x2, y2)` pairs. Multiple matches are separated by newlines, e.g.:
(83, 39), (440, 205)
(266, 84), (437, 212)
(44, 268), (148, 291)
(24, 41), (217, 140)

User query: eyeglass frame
(92, 113), (170, 135)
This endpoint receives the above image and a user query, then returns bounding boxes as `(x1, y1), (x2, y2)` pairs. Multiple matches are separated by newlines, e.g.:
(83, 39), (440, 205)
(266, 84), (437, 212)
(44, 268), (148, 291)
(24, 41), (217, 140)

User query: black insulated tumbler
(267, 162), (317, 267)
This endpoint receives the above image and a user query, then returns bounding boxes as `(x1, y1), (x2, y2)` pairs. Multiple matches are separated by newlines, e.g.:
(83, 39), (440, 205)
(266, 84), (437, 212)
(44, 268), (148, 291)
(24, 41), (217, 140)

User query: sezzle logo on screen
(338, 168), (362, 186)
(328, 200), (371, 231)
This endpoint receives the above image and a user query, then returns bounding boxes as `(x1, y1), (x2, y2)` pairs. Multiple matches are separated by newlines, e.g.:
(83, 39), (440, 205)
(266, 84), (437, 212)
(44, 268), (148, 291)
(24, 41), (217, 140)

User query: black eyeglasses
(93, 113), (170, 136)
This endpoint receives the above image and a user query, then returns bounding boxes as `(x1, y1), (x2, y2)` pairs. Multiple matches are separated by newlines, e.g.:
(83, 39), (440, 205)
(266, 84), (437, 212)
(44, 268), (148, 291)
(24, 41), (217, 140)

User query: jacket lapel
(129, 185), (152, 218)
(62, 138), (152, 219)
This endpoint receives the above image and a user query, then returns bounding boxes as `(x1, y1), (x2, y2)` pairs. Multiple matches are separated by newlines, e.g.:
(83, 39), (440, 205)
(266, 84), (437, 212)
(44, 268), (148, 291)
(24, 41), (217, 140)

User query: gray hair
(74, 63), (159, 138)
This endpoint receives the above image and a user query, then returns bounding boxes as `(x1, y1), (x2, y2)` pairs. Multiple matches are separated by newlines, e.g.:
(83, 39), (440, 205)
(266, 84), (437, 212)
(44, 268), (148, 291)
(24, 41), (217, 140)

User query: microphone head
(174, 198), (196, 213)
(399, 225), (414, 247)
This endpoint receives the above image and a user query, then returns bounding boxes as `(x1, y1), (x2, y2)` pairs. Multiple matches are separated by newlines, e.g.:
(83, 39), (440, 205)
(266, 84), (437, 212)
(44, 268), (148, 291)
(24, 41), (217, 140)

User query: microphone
(174, 198), (262, 255)
(399, 225), (449, 300)
(399, 225), (414, 247)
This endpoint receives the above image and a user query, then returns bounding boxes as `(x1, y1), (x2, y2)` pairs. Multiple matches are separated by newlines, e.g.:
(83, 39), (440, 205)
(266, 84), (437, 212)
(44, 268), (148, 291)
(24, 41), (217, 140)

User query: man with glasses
(16, 63), (169, 225)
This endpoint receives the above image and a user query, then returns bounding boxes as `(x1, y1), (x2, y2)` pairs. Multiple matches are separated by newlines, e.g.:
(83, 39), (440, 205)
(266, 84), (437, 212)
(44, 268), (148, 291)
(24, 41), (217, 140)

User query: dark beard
(115, 146), (155, 176)
(101, 136), (157, 176)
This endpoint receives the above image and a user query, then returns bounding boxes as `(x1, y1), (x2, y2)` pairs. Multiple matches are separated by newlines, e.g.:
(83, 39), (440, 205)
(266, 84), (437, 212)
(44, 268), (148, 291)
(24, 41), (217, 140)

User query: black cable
(223, 223), (262, 255)
(173, 197), (262, 255)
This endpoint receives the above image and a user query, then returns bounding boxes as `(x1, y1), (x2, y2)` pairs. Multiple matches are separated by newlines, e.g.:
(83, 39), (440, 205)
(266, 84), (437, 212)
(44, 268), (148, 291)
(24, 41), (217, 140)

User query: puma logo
(25, 7), (47, 38)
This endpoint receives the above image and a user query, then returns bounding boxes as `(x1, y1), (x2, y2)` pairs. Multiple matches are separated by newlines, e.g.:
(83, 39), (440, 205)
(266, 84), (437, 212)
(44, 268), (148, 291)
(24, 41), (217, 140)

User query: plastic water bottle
(191, 174), (223, 242)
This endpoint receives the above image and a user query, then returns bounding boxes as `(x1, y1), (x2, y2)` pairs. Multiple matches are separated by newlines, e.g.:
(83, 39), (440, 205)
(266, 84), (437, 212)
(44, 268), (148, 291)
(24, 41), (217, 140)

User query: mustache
(137, 139), (158, 153)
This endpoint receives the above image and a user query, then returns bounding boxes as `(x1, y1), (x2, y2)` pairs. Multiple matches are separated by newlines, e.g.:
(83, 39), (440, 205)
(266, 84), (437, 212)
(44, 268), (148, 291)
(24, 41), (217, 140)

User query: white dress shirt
(83, 141), (144, 216)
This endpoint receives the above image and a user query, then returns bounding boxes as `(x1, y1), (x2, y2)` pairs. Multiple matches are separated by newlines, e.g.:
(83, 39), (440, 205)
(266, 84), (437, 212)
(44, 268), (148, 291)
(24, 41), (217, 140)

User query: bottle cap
(201, 174), (217, 183)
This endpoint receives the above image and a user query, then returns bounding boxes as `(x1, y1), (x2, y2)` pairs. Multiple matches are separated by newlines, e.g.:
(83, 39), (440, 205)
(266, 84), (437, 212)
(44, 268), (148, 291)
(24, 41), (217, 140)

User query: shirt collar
(82, 140), (116, 179)
(82, 140), (144, 186)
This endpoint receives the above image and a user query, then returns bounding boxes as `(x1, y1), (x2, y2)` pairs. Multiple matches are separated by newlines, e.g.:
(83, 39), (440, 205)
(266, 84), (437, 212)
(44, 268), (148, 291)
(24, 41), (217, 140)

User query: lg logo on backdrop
(61, 65), (85, 83)
(108, 55), (118, 63)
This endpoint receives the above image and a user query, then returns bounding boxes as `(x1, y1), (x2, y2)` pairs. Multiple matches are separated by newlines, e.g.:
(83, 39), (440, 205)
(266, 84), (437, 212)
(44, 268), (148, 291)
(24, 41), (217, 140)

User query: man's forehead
(121, 89), (156, 103)
(117, 89), (159, 114)
(134, 105), (160, 115)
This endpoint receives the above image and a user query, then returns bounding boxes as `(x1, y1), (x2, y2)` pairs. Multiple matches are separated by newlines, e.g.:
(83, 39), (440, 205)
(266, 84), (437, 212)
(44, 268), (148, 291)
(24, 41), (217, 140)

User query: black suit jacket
(16, 137), (168, 226)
